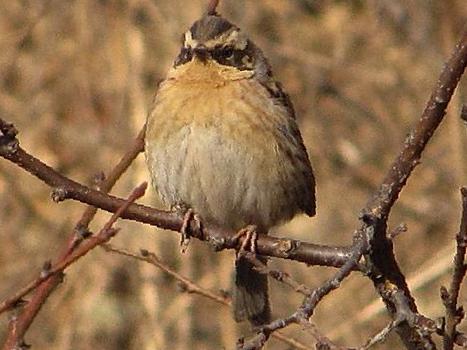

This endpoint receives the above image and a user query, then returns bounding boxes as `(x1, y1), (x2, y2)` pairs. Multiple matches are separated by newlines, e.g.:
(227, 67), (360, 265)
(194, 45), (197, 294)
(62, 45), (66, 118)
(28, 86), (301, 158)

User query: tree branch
(0, 120), (353, 271)
(0, 126), (146, 350)
(2, 183), (147, 350)
(357, 26), (467, 350)
(441, 187), (467, 350)
(0, 21), (466, 350)
(103, 244), (315, 350)
(239, 23), (467, 350)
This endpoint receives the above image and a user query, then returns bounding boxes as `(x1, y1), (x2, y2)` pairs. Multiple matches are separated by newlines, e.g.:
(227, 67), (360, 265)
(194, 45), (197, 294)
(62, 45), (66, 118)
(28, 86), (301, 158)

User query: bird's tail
(233, 256), (270, 326)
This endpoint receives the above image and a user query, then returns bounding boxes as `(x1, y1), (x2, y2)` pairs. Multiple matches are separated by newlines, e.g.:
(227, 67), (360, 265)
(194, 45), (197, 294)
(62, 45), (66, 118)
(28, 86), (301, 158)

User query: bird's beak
(193, 46), (208, 63)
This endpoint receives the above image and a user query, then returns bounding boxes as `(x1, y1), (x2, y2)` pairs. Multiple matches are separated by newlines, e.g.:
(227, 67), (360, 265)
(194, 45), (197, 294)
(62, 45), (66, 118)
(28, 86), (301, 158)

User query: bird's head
(173, 14), (260, 73)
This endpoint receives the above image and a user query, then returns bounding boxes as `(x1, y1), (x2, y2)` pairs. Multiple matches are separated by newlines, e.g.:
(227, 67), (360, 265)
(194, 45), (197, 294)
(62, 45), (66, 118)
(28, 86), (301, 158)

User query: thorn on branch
(387, 223), (408, 240)
(0, 119), (18, 138)
(276, 239), (301, 258)
(176, 281), (189, 293)
(361, 320), (399, 350)
(40, 260), (52, 279)
(359, 212), (378, 225)
(0, 135), (18, 155)
(93, 171), (106, 191)
(74, 224), (92, 240)
(51, 186), (68, 202)
(12, 299), (27, 310)
(208, 236), (229, 251)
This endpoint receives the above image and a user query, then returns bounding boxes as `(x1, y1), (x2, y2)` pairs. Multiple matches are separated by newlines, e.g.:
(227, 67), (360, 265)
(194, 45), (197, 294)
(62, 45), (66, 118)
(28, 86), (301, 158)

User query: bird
(145, 5), (316, 327)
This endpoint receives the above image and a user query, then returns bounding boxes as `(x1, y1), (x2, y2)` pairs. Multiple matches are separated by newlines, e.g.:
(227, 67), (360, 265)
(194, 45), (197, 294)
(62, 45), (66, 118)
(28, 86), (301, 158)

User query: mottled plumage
(145, 13), (315, 326)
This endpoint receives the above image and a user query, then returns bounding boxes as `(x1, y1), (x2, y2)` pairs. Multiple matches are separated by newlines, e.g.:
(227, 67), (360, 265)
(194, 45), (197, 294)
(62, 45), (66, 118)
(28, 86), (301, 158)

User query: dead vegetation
(0, 1), (466, 349)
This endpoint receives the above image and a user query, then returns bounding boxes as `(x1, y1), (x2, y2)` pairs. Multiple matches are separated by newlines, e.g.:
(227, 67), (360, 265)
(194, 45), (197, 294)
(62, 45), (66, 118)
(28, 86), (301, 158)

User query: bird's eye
(182, 48), (193, 61)
(212, 46), (234, 61)
(221, 47), (234, 59)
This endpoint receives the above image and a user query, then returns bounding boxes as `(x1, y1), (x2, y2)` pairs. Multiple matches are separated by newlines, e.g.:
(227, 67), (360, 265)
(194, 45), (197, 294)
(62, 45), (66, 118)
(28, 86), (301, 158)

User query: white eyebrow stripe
(202, 29), (248, 50)
(184, 31), (199, 48)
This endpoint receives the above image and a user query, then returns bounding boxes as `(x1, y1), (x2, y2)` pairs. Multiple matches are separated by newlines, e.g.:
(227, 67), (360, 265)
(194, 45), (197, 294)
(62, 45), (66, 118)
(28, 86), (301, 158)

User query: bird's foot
(172, 204), (202, 253)
(232, 225), (258, 258)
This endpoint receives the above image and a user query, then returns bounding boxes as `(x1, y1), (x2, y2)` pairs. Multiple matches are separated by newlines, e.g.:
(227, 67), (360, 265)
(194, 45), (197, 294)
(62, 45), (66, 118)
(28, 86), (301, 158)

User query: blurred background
(0, 0), (466, 349)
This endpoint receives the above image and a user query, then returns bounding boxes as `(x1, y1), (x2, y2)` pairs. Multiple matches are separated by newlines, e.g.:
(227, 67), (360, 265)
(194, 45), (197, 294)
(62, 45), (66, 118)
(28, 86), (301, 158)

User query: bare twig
(358, 26), (467, 350)
(441, 187), (467, 350)
(104, 244), (229, 305)
(239, 22), (467, 350)
(0, 127), (146, 350)
(298, 233), (368, 319)
(242, 253), (312, 295)
(2, 183), (147, 350)
(387, 223), (408, 240)
(365, 27), (467, 220)
(301, 322), (352, 350)
(73, 124), (146, 241)
(0, 118), (354, 270)
(0, 126), (146, 315)
(0, 18), (466, 350)
(238, 234), (368, 350)
(206, 0), (220, 15)
(360, 320), (399, 350)
(103, 244), (314, 350)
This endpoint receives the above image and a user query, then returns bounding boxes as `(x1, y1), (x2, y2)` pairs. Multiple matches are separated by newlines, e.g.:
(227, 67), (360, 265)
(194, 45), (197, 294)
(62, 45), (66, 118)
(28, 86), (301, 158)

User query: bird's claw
(179, 208), (202, 253)
(233, 225), (258, 259)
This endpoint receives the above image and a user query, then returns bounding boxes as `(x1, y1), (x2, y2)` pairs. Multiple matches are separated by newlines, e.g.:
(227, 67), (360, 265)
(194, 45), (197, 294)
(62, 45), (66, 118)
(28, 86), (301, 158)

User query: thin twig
(0, 127), (146, 350)
(441, 187), (467, 350)
(359, 320), (399, 350)
(239, 22), (467, 350)
(365, 27), (467, 220)
(103, 244), (314, 350)
(358, 25), (467, 350)
(301, 322), (354, 350)
(238, 234), (368, 350)
(387, 223), (408, 240)
(242, 253), (312, 295)
(73, 124), (146, 243)
(104, 244), (229, 305)
(206, 0), (220, 15)
(0, 18), (466, 350)
(0, 118), (354, 269)
(2, 183), (147, 350)
(0, 127), (146, 315)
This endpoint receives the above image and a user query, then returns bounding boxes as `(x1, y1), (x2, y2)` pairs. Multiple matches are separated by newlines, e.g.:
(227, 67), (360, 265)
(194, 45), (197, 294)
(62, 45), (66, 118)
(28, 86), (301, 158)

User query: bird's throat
(168, 58), (254, 84)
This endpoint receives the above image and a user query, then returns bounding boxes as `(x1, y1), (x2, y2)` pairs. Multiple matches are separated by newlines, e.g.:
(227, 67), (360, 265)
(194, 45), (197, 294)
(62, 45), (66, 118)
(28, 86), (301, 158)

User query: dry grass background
(0, 0), (466, 349)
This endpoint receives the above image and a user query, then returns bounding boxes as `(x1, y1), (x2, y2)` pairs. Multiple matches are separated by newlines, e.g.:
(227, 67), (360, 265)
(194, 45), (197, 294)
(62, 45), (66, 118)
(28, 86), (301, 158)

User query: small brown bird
(145, 7), (315, 326)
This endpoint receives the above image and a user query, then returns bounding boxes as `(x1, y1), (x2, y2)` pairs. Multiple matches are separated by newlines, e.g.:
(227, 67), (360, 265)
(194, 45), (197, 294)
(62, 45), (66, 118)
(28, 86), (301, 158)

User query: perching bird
(145, 7), (316, 326)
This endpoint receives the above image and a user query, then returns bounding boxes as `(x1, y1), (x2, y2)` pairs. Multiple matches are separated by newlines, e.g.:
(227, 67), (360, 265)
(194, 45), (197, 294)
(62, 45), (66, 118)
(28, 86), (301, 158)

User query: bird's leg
(172, 204), (202, 253)
(232, 225), (258, 258)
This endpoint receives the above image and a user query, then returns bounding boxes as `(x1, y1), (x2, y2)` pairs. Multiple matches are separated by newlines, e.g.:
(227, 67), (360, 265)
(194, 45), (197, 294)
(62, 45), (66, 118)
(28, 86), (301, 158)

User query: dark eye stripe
(211, 47), (253, 70)
(211, 46), (234, 61)
(173, 41), (255, 71)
